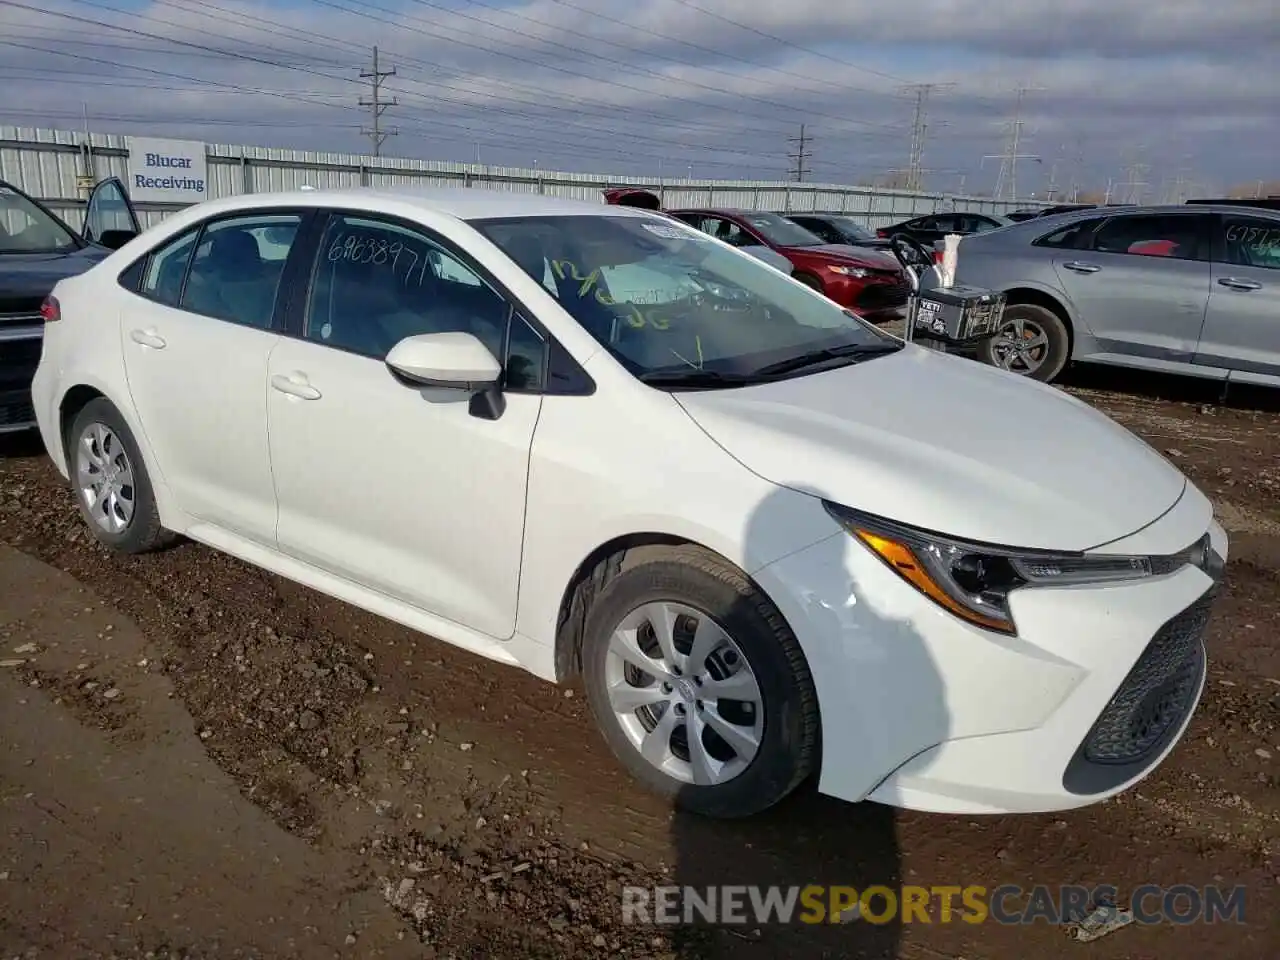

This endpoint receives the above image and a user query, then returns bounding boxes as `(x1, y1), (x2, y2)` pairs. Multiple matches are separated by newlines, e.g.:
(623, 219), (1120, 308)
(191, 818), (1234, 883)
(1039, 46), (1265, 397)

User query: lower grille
(0, 337), (43, 391)
(1081, 592), (1212, 764)
(855, 281), (910, 311)
(0, 392), (36, 429)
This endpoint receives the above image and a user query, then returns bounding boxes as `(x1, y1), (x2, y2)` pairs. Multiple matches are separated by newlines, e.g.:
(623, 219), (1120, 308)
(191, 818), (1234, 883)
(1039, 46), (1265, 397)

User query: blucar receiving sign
(125, 137), (208, 203)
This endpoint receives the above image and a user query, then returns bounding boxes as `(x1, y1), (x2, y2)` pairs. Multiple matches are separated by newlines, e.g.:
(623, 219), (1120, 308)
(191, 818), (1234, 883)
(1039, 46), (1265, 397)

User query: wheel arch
(58, 383), (108, 465)
(552, 532), (801, 685)
(792, 270), (825, 292)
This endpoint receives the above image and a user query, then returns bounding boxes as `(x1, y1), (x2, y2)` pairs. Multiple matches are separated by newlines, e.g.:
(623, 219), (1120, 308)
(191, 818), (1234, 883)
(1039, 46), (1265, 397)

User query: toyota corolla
(32, 186), (1225, 818)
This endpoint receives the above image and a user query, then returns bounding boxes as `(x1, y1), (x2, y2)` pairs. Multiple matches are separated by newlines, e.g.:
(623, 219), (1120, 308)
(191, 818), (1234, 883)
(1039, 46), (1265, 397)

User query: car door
(1049, 211), (1213, 363)
(266, 210), (543, 640)
(1195, 212), (1280, 378)
(82, 177), (140, 249)
(120, 210), (310, 545)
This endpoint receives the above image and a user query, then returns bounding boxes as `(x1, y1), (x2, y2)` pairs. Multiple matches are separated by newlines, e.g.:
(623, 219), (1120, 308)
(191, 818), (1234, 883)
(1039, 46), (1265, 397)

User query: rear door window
(1088, 214), (1210, 261)
(1221, 215), (1280, 270)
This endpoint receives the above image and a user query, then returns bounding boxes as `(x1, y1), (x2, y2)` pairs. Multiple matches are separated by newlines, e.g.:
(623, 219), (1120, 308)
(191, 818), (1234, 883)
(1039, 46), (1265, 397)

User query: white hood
(676, 346), (1187, 552)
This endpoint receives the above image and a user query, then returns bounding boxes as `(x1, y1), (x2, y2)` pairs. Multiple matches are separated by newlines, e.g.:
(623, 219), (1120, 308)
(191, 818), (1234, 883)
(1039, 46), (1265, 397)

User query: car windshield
(471, 214), (900, 385)
(737, 212), (825, 247)
(833, 217), (877, 241)
(0, 183), (80, 254)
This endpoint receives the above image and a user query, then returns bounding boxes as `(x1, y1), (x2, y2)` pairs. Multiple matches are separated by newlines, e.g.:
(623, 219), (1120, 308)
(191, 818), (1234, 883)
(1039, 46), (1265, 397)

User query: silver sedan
(948, 204), (1280, 386)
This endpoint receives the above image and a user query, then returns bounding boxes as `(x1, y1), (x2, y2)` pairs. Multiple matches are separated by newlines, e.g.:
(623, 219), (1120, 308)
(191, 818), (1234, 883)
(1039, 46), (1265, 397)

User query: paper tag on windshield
(641, 222), (706, 241)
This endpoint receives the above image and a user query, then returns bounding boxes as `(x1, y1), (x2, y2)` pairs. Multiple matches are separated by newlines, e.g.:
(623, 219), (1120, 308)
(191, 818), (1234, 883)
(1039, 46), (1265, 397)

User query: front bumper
(753, 501), (1226, 815)
(822, 273), (909, 314)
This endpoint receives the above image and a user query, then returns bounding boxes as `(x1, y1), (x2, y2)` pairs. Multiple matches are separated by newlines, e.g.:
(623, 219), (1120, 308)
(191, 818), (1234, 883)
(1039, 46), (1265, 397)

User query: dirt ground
(0, 364), (1277, 959)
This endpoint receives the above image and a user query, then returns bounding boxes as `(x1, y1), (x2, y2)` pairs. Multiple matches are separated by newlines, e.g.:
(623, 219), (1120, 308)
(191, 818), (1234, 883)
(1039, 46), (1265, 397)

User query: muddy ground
(0, 364), (1277, 959)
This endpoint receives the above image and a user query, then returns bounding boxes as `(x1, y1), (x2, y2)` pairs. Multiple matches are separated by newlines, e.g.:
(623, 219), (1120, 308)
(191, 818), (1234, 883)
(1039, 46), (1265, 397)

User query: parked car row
(24, 180), (1228, 824)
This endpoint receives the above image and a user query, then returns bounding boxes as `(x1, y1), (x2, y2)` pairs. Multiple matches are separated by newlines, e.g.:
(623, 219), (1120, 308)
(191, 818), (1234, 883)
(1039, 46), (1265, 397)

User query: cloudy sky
(0, 0), (1276, 198)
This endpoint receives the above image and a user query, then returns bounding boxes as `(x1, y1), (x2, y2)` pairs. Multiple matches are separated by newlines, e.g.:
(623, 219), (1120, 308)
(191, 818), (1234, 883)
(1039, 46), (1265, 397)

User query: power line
(788, 124), (812, 182)
(358, 45), (397, 157)
(1, 0), (992, 180)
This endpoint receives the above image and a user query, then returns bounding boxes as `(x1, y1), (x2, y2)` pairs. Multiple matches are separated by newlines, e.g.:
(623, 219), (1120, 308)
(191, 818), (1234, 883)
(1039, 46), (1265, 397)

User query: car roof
(960, 202), (1280, 245)
(170, 185), (655, 222)
(668, 207), (775, 217)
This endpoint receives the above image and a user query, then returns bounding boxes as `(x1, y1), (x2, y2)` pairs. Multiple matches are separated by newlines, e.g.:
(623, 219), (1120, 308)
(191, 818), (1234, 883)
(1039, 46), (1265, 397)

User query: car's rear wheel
(977, 303), (1070, 382)
(581, 545), (819, 818)
(68, 398), (173, 554)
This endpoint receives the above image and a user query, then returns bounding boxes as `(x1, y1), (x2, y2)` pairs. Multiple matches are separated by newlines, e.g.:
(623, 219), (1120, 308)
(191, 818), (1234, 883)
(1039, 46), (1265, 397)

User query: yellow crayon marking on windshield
(551, 259), (601, 297)
(551, 256), (669, 330)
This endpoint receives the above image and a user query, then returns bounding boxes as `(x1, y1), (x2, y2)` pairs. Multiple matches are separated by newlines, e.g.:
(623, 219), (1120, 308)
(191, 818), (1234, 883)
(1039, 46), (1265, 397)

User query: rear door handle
(271, 373), (321, 400)
(129, 328), (166, 349)
(1218, 277), (1262, 291)
(1062, 261), (1101, 274)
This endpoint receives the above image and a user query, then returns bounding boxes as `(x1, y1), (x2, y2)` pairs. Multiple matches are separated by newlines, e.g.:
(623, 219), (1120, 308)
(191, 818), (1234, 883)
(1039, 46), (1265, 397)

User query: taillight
(876, 229), (888, 238)
(40, 295), (61, 323)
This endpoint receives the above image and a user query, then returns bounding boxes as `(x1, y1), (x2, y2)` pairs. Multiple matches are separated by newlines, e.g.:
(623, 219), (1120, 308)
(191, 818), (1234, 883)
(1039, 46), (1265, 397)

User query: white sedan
(32, 185), (1227, 818)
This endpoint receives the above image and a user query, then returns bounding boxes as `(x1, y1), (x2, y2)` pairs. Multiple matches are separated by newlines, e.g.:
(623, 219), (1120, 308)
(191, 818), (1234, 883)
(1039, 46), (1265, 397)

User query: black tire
(580, 544), (819, 818)
(977, 303), (1070, 383)
(66, 397), (174, 554)
(793, 272), (825, 294)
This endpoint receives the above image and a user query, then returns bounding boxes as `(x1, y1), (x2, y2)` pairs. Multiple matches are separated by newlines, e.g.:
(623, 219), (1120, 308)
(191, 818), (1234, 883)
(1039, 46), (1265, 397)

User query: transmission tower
(1118, 146), (1150, 204)
(788, 124), (812, 182)
(359, 45), (398, 157)
(902, 82), (953, 193)
(992, 84), (1044, 201)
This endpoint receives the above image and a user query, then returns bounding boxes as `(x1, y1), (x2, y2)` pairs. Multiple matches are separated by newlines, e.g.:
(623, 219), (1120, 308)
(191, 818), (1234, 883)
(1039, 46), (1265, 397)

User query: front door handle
(1062, 261), (1102, 274)
(1218, 277), (1262, 291)
(129, 328), (166, 349)
(270, 373), (321, 400)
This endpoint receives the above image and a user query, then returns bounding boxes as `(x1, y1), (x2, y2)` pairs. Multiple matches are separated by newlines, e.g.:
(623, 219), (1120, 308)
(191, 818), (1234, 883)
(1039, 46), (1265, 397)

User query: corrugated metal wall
(1, 126), (1044, 232)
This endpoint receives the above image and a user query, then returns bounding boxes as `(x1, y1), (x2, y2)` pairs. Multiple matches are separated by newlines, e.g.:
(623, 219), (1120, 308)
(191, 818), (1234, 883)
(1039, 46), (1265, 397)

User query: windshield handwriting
(549, 258), (672, 329)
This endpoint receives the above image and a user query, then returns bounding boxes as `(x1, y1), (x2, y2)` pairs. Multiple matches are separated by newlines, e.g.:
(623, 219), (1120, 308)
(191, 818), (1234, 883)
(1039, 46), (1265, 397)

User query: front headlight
(823, 502), (1155, 635)
(828, 265), (870, 278)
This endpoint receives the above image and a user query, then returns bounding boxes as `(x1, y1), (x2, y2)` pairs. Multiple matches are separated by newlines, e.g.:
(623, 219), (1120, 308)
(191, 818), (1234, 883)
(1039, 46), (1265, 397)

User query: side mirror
(385, 331), (500, 390)
(385, 331), (506, 420)
(97, 229), (138, 250)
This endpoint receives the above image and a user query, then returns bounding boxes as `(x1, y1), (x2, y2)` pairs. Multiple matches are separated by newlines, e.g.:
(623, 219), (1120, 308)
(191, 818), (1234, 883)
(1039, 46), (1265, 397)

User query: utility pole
(359, 45), (398, 157)
(902, 82), (954, 193)
(992, 84), (1044, 201)
(788, 124), (812, 182)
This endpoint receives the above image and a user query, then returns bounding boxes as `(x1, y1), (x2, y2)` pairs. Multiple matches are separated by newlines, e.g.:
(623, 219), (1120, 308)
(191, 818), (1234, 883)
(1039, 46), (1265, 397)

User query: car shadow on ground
(663, 487), (951, 959)
(1060, 363), (1280, 413)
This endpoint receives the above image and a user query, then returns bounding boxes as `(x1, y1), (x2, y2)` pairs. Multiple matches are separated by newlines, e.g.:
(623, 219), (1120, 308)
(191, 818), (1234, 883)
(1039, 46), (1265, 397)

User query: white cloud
(0, 0), (1275, 195)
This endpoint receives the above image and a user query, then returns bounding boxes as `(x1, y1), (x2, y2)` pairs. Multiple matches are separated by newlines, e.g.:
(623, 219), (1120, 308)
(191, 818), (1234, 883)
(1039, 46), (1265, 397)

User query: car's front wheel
(581, 545), (819, 818)
(977, 303), (1070, 382)
(67, 397), (173, 554)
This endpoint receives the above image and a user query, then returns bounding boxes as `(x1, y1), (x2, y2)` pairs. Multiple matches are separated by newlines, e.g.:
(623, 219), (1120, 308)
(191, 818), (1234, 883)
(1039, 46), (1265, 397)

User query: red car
(668, 207), (909, 321)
